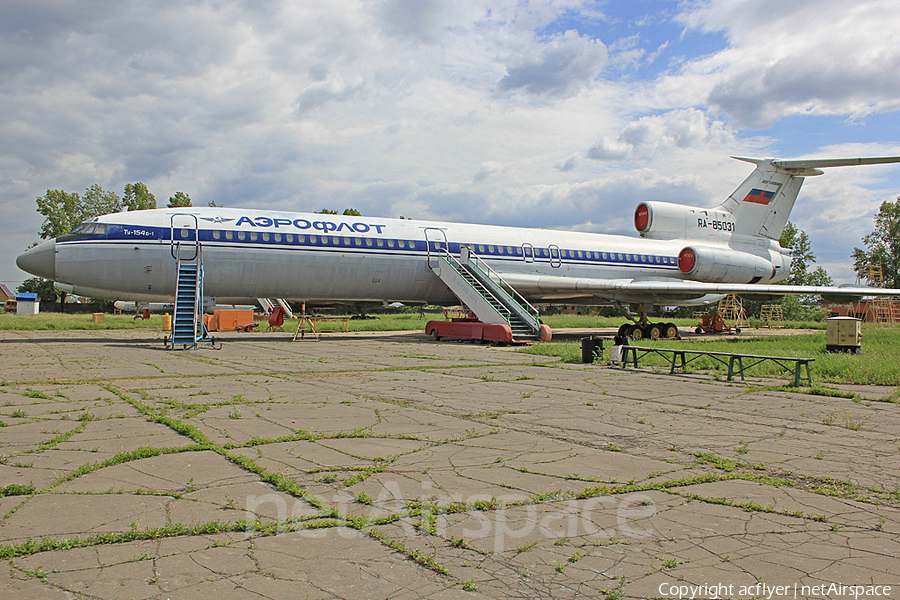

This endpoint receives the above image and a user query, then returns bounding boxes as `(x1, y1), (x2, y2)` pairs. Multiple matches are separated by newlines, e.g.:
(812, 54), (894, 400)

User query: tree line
(35, 183), (193, 239)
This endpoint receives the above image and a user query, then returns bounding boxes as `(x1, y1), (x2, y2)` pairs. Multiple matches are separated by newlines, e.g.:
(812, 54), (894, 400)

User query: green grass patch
(0, 313), (162, 331)
(520, 326), (900, 386)
(0, 520), (252, 560)
(363, 527), (450, 576)
(0, 311), (830, 334)
(49, 446), (202, 491)
(0, 484), (36, 497)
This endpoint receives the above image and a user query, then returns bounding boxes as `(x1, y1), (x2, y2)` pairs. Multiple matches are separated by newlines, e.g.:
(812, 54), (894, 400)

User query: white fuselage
(47, 207), (702, 305)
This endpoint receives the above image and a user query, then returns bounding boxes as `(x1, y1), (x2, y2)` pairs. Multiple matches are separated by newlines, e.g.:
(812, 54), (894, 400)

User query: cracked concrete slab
(1, 329), (898, 599)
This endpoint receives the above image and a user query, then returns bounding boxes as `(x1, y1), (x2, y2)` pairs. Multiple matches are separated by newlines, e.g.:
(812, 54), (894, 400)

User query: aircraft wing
(500, 273), (900, 304)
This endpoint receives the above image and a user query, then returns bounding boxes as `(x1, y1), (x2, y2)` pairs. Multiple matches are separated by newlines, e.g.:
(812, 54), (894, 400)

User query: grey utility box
(826, 316), (861, 353)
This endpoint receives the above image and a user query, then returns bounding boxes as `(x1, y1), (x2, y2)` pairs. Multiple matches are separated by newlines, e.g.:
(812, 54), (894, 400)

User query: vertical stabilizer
(718, 155), (900, 240)
(717, 157), (806, 240)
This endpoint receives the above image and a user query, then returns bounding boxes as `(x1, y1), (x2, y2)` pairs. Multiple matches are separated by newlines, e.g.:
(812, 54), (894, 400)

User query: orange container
(213, 309), (255, 331)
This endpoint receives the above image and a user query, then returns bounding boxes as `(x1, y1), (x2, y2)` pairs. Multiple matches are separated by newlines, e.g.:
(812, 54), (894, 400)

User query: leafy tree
(852, 197), (900, 289)
(777, 222), (833, 320)
(36, 184), (122, 239)
(123, 183), (157, 211)
(316, 208), (361, 215)
(779, 222), (833, 287)
(167, 192), (192, 208)
(17, 277), (58, 304)
(82, 184), (122, 216)
(36, 189), (84, 239)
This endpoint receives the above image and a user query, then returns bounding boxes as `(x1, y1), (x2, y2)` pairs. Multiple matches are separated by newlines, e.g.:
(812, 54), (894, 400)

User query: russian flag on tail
(743, 183), (782, 205)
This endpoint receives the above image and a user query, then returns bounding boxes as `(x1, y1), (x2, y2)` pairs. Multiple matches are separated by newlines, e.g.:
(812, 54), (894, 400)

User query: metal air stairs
(430, 245), (542, 339)
(168, 214), (213, 349)
(256, 298), (294, 318)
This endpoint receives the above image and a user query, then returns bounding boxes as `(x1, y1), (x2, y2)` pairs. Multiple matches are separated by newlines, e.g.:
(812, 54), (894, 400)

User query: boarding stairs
(169, 214), (213, 349)
(430, 245), (541, 339)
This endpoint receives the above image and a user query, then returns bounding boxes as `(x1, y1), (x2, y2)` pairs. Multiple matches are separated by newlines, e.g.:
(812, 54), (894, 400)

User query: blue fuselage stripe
(60, 225), (681, 271)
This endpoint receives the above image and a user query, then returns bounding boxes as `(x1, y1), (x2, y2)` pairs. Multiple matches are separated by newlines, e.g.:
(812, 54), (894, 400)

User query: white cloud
(587, 109), (736, 160)
(498, 29), (608, 97)
(1, 0), (898, 290)
(675, 0), (900, 127)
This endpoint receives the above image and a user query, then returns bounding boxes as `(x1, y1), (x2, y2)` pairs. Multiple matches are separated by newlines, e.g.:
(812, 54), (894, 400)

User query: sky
(3, 0), (900, 290)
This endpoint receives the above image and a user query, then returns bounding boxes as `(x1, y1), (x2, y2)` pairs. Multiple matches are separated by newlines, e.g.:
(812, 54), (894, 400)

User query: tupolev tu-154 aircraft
(16, 155), (900, 341)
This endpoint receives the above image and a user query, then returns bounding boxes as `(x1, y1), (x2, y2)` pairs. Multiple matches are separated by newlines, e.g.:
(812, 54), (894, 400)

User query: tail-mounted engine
(677, 245), (790, 284)
(635, 201), (736, 241)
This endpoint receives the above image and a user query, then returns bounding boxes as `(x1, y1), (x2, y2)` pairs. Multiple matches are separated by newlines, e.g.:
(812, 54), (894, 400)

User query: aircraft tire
(618, 324), (630, 337)
(627, 324), (644, 340)
(663, 323), (678, 339)
(646, 324), (662, 340)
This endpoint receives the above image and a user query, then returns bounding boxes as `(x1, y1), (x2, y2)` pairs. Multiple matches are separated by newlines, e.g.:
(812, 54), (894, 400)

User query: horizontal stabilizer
(732, 155), (900, 174)
(773, 156), (900, 170)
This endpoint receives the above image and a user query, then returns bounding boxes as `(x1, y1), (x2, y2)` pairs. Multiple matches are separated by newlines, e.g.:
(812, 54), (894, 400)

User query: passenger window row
(205, 230), (675, 266)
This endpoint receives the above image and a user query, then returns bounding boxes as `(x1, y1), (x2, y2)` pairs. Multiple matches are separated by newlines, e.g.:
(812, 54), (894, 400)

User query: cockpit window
(68, 222), (107, 236)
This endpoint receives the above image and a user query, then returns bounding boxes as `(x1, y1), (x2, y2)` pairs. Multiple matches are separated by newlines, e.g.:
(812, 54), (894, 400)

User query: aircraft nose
(16, 239), (56, 281)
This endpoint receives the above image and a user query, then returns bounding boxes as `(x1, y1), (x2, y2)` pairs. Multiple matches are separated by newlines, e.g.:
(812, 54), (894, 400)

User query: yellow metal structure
(857, 264), (898, 326)
(717, 294), (748, 329)
(759, 304), (785, 328)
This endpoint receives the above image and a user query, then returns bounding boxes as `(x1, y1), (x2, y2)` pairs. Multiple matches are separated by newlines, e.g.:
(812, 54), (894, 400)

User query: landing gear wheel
(618, 323), (631, 337)
(646, 323), (662, 340)
(627, 324), (644, 340)
(662, 323), (678, 339)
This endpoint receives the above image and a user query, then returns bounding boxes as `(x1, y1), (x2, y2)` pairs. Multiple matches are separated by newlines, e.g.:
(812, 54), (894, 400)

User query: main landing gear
(615, 302), (680, 340)
(617, 321), (679, 341)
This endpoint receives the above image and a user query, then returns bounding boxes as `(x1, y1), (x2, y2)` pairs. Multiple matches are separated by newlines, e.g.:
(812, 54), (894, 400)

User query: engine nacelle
(635, 201), (735, 241)
(677, 245), (788, 284)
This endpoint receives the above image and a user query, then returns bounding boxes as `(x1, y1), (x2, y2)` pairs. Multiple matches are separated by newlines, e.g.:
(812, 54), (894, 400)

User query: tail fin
(718, 155), (900, 240)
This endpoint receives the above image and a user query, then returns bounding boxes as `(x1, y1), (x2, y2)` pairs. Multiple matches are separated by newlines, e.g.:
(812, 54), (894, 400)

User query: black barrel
(581, 336), (603, 363)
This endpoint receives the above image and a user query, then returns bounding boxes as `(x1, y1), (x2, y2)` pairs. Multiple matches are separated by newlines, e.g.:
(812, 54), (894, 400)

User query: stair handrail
(436, 247), (513, 323)
(195, 244), (210, 342)
(170, 213), (200, 261)
(460, 246), (541, 327)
